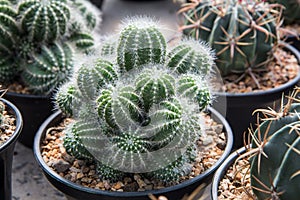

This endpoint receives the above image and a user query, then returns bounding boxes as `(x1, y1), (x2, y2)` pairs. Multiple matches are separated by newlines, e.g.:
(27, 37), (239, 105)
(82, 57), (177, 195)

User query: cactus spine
(249, 89), (300, 200)
(56, 16), (215, 183)
(0, 0), (102, 94)
(268, 0), (300, 24)
(179, 0), (281, 76)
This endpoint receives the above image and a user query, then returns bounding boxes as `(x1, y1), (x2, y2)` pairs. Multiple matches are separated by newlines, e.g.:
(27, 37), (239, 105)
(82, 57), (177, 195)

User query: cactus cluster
(248, 88), (300, 200)
(55, 16), (216, 183)
(178, 0), (282, 77)
(0, 0), (102, 94)
(268, 0), (300, 25)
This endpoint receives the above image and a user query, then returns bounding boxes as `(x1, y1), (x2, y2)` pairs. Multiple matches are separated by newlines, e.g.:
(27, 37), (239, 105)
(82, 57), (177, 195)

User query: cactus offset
(179, 0), (281, 76)
(249, 88), (300, 200)
(56, 16), (215, 183)
(0, 0), (102, 95)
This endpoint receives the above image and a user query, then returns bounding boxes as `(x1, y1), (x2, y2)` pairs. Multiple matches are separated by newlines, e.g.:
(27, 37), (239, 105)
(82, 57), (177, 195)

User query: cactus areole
(179, 0), (282, 76)
(55, 16), (221, 183)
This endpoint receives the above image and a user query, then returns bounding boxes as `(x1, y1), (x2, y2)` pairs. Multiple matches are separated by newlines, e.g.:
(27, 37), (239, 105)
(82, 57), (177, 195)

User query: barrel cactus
(268, 0), (300, 25)
(55, 16), (216, 183)
(178, 0), (281, 76)
(249, 88), (300, 200)
(0, 0), (102, 94)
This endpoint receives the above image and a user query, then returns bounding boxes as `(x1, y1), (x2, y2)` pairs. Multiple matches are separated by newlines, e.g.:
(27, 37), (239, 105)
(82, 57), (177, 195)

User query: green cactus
(268, 0), (300, 25)
(21, 42), (74, 94)
(179, 0), (281, 76)
(55, 16), (215, 183)
(0, 0), (102, 95)
(249, 89), (300, 200)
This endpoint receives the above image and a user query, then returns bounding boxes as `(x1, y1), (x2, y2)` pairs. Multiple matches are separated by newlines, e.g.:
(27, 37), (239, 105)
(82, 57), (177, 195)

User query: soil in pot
(37, 109), (232, 200)
(0, 100), (17, 146)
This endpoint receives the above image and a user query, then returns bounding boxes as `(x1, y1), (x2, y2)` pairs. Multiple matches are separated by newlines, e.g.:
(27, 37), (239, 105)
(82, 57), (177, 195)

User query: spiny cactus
(268, 0), (300, 25)
(178, 0), (281, 76)
(56, 16), (216, 183)
(249, 88), (300, 200)
(0, 0), (102, 94)
(21, 43), (74, 94)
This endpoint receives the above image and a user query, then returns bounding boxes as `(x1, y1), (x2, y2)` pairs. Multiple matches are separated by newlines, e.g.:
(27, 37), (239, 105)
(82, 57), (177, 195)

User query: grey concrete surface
(12, 0), (184, 199)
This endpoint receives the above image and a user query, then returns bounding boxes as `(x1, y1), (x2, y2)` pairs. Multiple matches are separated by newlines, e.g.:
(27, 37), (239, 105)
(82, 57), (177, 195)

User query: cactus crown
(0, 0), (102, 95)
(55, 16), (216, 183)
(244, 87), (300, 200)
(179, 0), (282, 77)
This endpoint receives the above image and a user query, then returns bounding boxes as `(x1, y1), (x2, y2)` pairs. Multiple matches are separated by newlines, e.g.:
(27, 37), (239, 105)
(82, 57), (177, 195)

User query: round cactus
(56, 16), (215, 183)
(250, 91), (300, 200)
(21, 42), (74, 94)
(179, 0), (280, 76)
(18, 0), (71, 43)
(117, 17), (167, 72)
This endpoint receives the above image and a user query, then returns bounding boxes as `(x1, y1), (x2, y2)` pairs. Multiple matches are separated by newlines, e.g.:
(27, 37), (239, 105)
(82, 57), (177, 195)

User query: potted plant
(34, 16), (233, 200)
(211, 87), (300, 200)
(0, 0), (102, 147)
(178, 0), (300, 148)
(0, 90), (23, 200)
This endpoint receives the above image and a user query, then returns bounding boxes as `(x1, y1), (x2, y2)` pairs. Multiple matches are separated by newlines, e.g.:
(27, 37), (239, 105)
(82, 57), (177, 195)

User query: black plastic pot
(4, 92), (54, 148)
(212, 43), (300, 149)
(34, 107), (233, 200)
(0, 98), (23, 200)
(210, 146), (246, 200)
(286, 35), (300, 51)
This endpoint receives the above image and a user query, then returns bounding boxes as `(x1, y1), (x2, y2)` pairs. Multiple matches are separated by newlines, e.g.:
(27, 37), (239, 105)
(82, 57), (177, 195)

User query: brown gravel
(217, 156), (255, 200)
(41, 113), (227, 193)
(222, 47), (299, 93)
(0, 101), (17, 147)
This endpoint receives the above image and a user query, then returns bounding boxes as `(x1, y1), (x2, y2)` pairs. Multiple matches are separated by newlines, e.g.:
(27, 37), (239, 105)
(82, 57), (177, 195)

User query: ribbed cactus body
(250, 103), (300, 200)
(18, 0), (70, 43)
(97, 86), (144, 130)
(268, 0), (300, 24)
(63, 120), (94, 160)
(167, 39), (214, 75)
(180, 0), (279, 76)
(77, 59), (118, 99)
(177, 75), (210, 110)
(0, 0), (18, 53)
(21, 43), (74, 94)
(117, 19), (166, 71)
(0, 53), (18, 82)
(56, 17), (215, 183)
(135, 67), (175, 112)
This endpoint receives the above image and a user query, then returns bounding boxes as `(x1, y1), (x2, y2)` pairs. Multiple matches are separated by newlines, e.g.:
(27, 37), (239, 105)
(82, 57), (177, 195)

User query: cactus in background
(249, 88), (300, 200)
(178, 0), (281, 76)
(0, 0), (102, 94)
(56, 16), (216, 183)
(21, 43), (74, 94)
(268, 0), (300, 25)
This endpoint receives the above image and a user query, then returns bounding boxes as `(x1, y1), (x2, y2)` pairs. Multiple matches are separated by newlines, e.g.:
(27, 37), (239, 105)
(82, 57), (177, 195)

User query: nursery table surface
(11, 0), (209, 199)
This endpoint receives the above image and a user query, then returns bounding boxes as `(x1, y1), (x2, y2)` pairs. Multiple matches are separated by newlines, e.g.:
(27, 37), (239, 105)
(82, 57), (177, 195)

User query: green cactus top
(248, 88), (300, 200)
(179, 0), (281, 77)
(55, 16), (216, 183)
(0, 0), (102, 95)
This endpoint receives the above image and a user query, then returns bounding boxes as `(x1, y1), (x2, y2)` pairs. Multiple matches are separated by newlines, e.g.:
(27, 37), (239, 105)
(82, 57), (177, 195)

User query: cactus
(55, 16), (215, 183)
(268, 0), (300, 25)
(178, 0), (281, 76)
(0, 0), (102, 94)
(248, 88), (300, 200)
